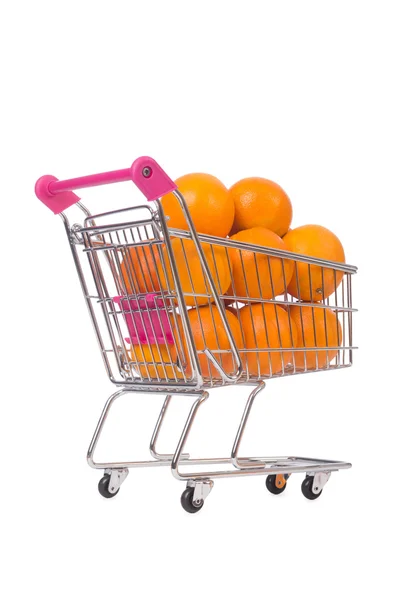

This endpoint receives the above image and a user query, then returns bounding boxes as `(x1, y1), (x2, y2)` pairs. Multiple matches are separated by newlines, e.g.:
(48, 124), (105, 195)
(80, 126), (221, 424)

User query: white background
(1, 1), (395, 598)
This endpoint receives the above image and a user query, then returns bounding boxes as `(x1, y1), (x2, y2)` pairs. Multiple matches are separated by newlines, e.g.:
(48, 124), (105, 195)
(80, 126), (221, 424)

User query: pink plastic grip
(35, 175), (81, 214)
(130, 156), (177, 201)
(35, 157), (177, 213)
(113, 294), (175, 345)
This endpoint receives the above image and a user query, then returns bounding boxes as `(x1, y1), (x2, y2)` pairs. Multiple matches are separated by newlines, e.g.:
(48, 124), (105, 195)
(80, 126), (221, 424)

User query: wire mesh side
(218, 238), (356, 383)
(79, 212), (195, 387)
(71, 204), (357, 389)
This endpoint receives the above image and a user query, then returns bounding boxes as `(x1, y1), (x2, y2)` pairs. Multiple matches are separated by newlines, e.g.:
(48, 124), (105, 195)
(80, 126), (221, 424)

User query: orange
(120, 243), (164, 294)
(129, 343), (179, 379)
(160, 238), (231, 307)
(240, 304), (298, 376)
(161, 173), (235, 237)
(284, 225), (345, 301)
(182, 305), (243, 378)
(229, 177), (292, 237)
(289, 305), (342, 369)
(229, 227), (293, 300)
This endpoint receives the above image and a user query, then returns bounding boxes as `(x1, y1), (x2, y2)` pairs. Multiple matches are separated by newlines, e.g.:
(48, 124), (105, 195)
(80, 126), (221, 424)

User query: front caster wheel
(266, 474), (288, 495)
(180, 487), (204, 513)
(301, 476), (323, 500)
(98, 474), (120, 499)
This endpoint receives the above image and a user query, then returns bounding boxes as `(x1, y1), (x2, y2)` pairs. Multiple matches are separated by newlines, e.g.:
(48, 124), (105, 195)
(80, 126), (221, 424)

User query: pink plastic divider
(35, 157), (177, 213)
(113, 293), (175, 345)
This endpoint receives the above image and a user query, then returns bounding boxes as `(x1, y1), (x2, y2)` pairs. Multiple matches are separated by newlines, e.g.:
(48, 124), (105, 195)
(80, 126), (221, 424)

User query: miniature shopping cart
(35, 157), (357, 512)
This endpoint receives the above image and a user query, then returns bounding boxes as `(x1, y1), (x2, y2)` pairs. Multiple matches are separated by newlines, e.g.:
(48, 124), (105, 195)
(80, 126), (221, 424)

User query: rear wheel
(266, 474), (288, 495)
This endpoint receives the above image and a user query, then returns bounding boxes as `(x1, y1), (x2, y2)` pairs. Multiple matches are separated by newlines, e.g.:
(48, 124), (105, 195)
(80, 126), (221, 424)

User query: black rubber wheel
(180, 487), (204, 513)
(266, 474), (288, 495)
(301, 476), (323, 500)
(98, 474), (120, 499)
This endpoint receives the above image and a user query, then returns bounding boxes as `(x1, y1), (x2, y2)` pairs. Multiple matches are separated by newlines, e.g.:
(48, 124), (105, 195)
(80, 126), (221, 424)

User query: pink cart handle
(35, 156), (177, 214)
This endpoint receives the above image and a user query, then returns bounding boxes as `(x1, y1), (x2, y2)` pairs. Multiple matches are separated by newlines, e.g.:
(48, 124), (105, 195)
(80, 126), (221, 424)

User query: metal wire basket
(35, 156), (358, 511)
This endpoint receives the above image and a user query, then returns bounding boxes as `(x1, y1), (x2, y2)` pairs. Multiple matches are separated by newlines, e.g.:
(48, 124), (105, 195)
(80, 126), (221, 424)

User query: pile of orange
(121, 171), (347, 380)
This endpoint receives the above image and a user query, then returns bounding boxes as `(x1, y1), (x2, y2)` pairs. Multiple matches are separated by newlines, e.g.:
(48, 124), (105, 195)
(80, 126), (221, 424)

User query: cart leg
(171, 385), (273, 482)
(87, 388), (128, 470)
(149, 395), (190, 461)
(87, 389), (193, 501)
(170, 391), (215, 513)
(87, 389), (186, 470)
(171, 391), (209, 481)
(230, 381), (267, 469)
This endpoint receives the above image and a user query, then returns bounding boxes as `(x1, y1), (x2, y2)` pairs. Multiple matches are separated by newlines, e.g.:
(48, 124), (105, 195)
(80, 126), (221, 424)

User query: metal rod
(92, 457), (351, 472)
(172, 190), (243, 382)
(168, 227), (358, 274)
(171, 392), (209, 479)
(85, 387), (351, 479)
(231, 381), (266, 468)
(170, 385), (352, 481)
(87, 389), (128, 468)
(149, 395), (190, 460)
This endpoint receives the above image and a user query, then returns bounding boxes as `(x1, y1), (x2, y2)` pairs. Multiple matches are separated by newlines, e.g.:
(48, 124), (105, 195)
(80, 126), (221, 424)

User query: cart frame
(35, 156), (357, 510)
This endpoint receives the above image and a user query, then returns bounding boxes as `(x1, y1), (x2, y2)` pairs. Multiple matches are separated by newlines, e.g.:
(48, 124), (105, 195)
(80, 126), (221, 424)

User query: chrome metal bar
(97, 457), (233, 470)
(168, 227), (358, 274)
(83, 203), (156, 227)
(149, 395), (190, 460)
(81, 221), (160, 238)
(87, 389), (129, 469)
(85, 385), (351, 474)
(172, 190), (243, 382)
(219, 297), (358, 312)
(170, 385), (352, 481)
(92, 457), (351, 472)
(87, 389), (184, 470)
(171, 392), (209, 480)
(87, 389), (222, 471)
(154, 200), (204, 388)
(231, 381), (267, 468)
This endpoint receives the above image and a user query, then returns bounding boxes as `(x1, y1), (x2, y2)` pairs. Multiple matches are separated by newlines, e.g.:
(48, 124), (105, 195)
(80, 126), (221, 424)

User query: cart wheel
(266, 474), (288, 495)
(301, 476), (323, 500)
(98, 474), (120, 499)
(180, 487), (204, 513)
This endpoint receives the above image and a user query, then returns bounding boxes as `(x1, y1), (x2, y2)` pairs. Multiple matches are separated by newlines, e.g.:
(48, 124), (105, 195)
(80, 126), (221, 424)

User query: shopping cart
(35, 156), (357, 512)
